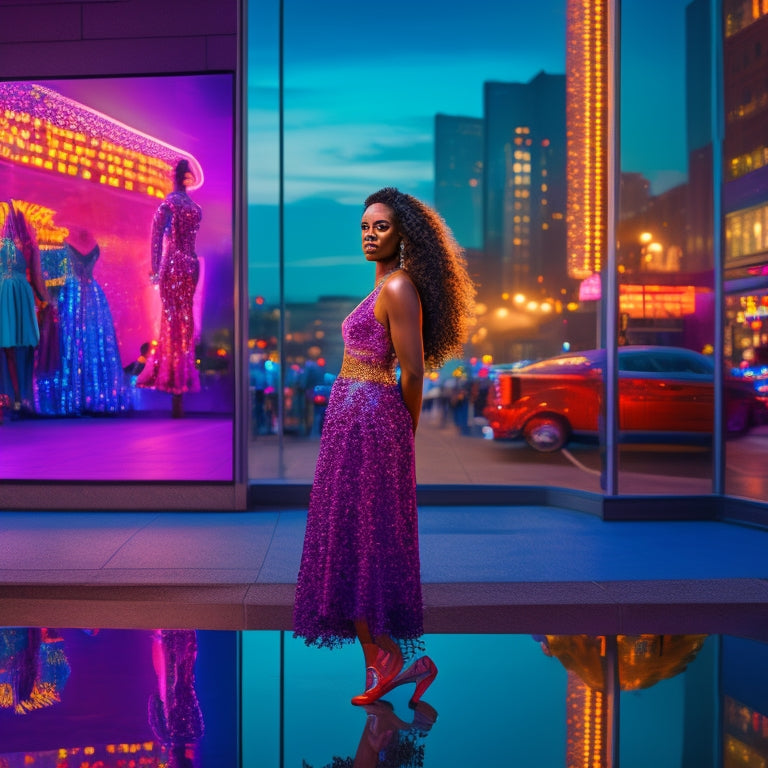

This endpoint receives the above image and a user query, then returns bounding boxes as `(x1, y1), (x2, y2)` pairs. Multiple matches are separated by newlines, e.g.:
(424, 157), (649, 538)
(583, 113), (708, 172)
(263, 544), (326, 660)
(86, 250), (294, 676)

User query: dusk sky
(247, 0), (695, 302)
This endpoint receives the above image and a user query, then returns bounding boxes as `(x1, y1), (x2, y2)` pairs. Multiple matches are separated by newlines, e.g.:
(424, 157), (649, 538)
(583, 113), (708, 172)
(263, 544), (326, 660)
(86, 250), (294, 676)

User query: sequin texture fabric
(293, 280), (423, 648)
(36, 244), (127, 414)
(138, 190), (201, 395)
(0, 236), (39, 349)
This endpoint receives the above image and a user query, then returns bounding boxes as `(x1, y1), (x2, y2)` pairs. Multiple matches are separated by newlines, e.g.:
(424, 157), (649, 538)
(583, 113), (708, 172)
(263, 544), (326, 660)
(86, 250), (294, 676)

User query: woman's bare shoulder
(382, 270), (419, 300)
(375, 270), (421, 323)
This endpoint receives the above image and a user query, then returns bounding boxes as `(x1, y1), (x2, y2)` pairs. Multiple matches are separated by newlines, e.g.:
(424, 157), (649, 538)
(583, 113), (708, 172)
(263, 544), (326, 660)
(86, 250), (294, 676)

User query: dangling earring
(399, 240), (405, 269)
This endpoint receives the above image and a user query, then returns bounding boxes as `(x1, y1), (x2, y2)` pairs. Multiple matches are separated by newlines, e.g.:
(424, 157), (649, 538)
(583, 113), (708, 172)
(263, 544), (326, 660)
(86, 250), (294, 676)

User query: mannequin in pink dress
(137, 160), (202, 418)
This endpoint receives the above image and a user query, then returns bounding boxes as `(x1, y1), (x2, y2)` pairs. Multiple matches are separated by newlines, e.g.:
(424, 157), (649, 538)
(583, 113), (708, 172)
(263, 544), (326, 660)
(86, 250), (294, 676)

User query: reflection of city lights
(0, 83), (203, 198)
(495, 307), (509, 318)
(566, 0), (608, 279)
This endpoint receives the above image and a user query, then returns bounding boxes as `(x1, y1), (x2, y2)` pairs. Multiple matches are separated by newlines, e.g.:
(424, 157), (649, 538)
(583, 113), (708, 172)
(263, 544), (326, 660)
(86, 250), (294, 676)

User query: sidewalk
(1, 504), (767, 640)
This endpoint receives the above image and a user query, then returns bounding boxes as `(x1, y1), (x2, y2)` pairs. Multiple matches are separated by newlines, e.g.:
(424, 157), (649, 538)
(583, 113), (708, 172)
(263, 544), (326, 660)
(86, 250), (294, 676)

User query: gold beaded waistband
(339, 353), (397, 385)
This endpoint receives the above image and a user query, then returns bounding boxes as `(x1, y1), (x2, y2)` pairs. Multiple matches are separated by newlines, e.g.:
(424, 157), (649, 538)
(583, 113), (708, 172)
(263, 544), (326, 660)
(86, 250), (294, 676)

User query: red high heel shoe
(351, 646), (404, 706)
(391, 655), (438, 708)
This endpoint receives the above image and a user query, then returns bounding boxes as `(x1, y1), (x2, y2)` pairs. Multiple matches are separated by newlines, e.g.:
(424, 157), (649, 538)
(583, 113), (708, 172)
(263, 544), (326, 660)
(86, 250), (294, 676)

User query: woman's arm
(377, 274), (424, 433)
(150, 202), (171, 279)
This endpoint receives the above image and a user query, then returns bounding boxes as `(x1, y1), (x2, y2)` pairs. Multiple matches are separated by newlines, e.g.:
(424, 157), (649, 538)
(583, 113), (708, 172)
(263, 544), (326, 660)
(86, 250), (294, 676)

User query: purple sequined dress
(293, 279), (423, 648)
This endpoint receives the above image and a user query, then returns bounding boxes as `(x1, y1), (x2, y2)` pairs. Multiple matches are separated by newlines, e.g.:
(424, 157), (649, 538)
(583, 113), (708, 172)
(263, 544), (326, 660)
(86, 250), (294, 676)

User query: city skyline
(247, 0), (694, 303)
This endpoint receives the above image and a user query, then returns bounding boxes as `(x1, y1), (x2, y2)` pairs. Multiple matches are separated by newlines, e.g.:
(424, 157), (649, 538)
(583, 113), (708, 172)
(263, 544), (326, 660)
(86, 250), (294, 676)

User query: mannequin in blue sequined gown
(36, 228), (126, 415)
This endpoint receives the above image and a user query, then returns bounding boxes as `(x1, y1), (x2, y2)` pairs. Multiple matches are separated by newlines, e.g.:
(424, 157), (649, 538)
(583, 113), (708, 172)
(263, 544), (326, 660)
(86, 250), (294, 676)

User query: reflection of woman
(303, 699), (438, 768)
(149, 630), (204, 768)
(0, 202), (50, 417)
(293, 188), (474, 705)
(137, 159), (202, 418)
(36, 227), (126, 415)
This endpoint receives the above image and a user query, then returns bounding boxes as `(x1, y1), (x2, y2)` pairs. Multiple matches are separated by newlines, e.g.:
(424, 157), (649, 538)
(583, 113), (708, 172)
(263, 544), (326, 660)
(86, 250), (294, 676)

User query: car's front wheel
(523, 414), (570, 452)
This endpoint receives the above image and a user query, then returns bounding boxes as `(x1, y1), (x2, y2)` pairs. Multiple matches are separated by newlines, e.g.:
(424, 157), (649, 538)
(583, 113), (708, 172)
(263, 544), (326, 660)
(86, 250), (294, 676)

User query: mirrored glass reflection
(0, 628), (237, 767)
(301, 700), (438, 768)
(5, 629), (768, 766)
(243, 631), (768, 767)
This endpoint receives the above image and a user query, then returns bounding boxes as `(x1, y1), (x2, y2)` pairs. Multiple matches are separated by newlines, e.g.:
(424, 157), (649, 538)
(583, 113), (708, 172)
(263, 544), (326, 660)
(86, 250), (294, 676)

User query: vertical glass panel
(0, 75), (236, 481)
(241, 630), (281, 767)
(722, 1), (768, 502)
(256, 0), (609, 490)
(618, 635), (716, 766)
(617, 0), (717, 494)
(247, 2), (282, 480)
(722, 635), (768, 765)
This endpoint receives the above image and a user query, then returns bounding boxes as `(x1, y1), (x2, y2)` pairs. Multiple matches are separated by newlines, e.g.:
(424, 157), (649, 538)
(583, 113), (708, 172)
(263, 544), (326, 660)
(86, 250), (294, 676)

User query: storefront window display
(0, 75), (235, 482)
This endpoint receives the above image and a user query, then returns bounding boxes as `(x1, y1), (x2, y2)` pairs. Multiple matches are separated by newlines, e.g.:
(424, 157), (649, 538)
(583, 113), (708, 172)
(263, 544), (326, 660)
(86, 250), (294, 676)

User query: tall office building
(685, 0), (714, 273)
(434, 114), (484, 251)
(721, 1), (768, 367)
(483, 72), (567, 299)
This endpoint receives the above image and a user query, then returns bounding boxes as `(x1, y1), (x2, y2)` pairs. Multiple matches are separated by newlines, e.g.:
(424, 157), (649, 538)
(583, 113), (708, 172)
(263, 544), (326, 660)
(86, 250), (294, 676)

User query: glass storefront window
(244, 0), (768, 505)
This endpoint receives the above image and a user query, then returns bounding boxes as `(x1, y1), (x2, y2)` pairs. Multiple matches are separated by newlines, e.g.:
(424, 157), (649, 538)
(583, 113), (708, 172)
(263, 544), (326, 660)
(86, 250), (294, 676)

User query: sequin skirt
(293, 375), (424, 648)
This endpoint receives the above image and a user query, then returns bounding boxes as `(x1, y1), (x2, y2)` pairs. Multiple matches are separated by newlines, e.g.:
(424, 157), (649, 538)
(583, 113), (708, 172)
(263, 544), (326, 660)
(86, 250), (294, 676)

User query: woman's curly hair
(364, 187), (475, 369)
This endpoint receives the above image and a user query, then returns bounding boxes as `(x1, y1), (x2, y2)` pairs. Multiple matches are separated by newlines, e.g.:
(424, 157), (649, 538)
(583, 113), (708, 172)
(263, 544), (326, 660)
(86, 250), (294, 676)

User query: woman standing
(293, 187), (475, 705)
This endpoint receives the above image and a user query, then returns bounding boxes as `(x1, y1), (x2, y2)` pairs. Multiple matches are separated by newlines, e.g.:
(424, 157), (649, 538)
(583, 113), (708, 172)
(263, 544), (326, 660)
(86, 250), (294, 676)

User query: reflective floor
(2, 629), (766, 766)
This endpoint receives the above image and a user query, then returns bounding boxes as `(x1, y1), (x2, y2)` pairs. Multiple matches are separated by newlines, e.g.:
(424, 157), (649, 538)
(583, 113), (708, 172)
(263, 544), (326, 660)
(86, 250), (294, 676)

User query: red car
(484, 346), (766, 452)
